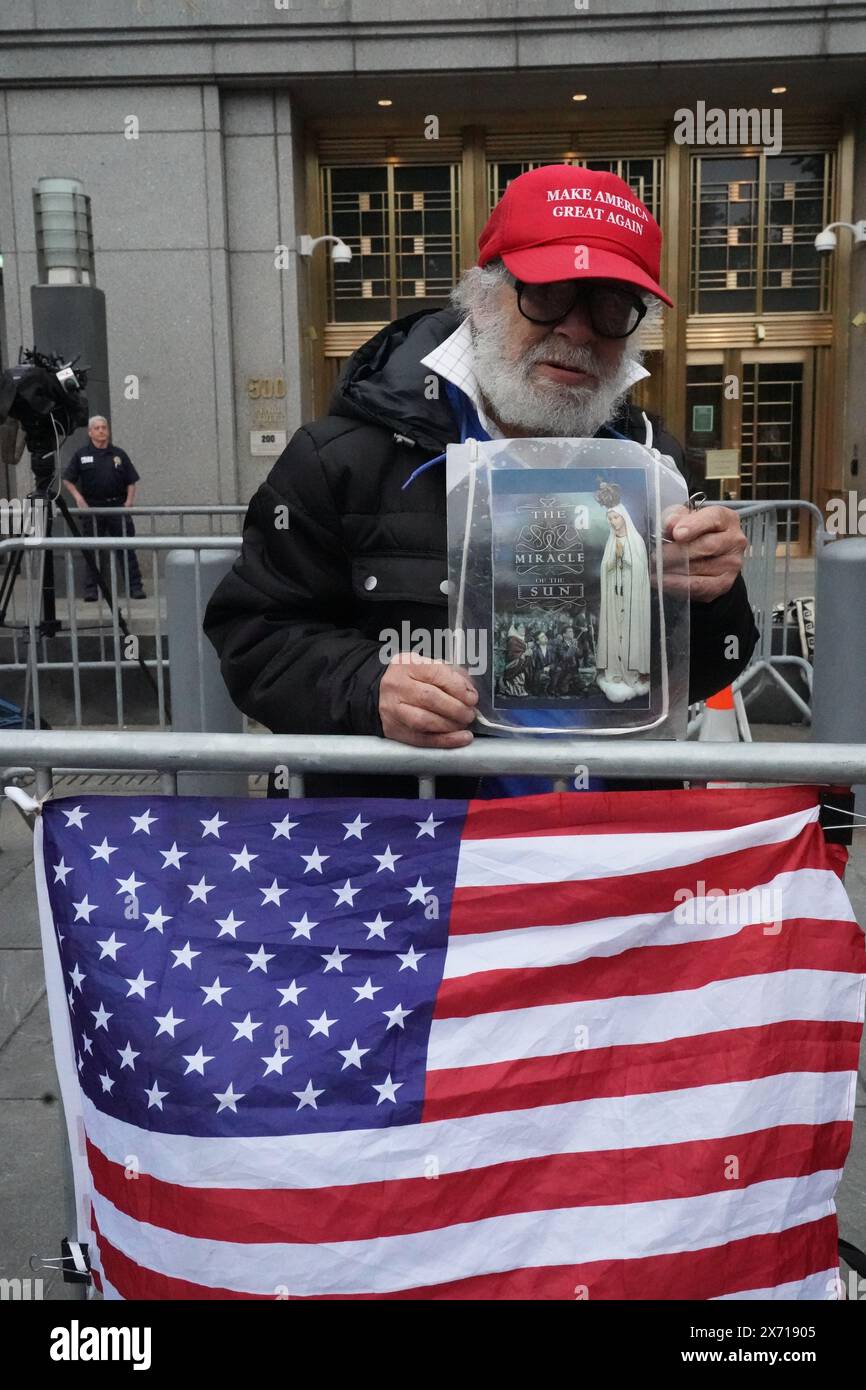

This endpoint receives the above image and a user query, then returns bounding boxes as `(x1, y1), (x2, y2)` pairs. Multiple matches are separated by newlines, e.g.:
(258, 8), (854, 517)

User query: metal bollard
(812, 537), (866, 814)
(165, 550), (247, 797)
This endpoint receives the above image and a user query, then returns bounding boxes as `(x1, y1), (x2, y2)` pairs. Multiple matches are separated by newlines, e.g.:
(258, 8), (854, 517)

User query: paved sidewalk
(1, 745), (863, 1301)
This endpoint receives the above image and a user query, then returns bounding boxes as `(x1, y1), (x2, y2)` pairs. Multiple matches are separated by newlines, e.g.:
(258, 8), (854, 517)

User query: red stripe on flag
(435, 917), (864, 1019)
(449, 834), (835, 935)
(86, 1121), (850, 1248)
(92, 1213), (839, 1301)
(423, 1019), (861, 1122)
(461, 786), (821, 840)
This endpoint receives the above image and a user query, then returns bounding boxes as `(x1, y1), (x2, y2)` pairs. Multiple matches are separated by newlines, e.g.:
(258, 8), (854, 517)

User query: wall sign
(704, 448), (741, 480)
(247, 374), (288, 454)
(250, 429), (287, 457)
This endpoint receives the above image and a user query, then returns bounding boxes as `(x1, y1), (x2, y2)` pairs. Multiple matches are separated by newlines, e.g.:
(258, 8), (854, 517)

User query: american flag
(35, 785), (864, 1300)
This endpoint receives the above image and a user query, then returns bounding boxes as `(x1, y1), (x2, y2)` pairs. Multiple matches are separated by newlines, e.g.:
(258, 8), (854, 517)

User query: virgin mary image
(594, 487), (652, 703)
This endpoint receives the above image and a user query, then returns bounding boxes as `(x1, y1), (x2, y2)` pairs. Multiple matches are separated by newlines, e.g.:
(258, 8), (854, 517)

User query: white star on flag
(301, 846), (328, 873)
(125, 970), (154, 1000)
(271, 814), (298, 840)
(229, 844), (258, 872)
(352, 977), (382, 1002)
(89, 837), (117, 863)
(262, 1048), (292, 1077)
(201, 978), (231, 1006)
(117, 1042), (139, 1070)
(383, 1002), (412, 1031)
(333, 879), (360, 906)
(231, 1013), (263, 1042)
(214, 1083), (245, 1114)
(154, 1007), (184, 1038)
(72, 895), (97, 923)
(170, 941), (200, 970)
(260, 878), (287, 907)
(406, 877), (431, 905)
(373, 845), (402, 872)
(96, 933), (125, 961)
(215, 910), (244, 939)
(143, 906), (172, 934)
(145, 1082), (168, 1110)
(63, 806), (88, 829)
(293, 1079), (324, 1110)
(373, 1073), (403, 1105)
(308, 1010), (336, 1038)
(415, 813), (442, 838)
(277, 980), (306, 1006)
(115, 871), (144, 898)
(363, 913), (392, 940)
(200, 813), (227, 839)
(289, 913), (318, 940)
(182, 1046), (214, 1076)
(159, 842), (187, 869)
(321, 945), (350, 974)
(91, 1002), (112, 1031)
(187, 875), (214, 904)
(342, 814), (370, 840)
(130, 809), (157, 834)
(338, 1039), (370, 1071)
(246, 945), (275, 973)
(397, 943), (426, 972)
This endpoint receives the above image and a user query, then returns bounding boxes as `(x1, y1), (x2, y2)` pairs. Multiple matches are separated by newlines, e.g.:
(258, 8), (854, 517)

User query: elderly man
(63, 415), (146, 600)
(205, 166), (756, 797)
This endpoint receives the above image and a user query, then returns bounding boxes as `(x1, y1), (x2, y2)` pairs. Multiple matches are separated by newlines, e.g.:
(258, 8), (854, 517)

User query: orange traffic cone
(699, 684), (746, 788)
(699, 685), (740, 743)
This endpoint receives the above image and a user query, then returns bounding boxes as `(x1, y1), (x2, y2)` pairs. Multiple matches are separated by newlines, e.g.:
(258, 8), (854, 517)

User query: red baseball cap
(478, 164), (673, 306)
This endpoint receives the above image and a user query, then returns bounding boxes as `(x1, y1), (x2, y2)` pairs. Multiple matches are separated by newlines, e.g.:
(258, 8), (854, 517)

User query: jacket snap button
(439, 579), (451, 595)
(364, 575), (377, 591)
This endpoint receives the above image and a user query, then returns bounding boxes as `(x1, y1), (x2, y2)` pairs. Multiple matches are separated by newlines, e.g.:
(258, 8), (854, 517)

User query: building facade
(0, 1), (864, 545)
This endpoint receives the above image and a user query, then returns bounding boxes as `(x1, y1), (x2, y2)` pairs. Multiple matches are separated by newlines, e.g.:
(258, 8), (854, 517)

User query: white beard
(469, 314), (643, 438)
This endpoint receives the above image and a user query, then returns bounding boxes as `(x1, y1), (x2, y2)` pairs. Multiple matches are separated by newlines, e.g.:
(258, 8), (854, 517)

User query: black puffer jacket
(204, 308), (757, 796)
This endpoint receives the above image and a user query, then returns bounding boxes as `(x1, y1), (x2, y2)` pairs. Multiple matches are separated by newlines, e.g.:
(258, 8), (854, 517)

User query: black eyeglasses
(514, 279), (648, 338)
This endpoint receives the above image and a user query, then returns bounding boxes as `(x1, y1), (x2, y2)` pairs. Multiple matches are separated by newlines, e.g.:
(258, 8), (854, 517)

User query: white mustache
(523, 341), (604, 378)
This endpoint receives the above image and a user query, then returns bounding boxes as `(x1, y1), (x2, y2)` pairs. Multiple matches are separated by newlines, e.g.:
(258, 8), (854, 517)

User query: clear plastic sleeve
(446, 435), (690, 738)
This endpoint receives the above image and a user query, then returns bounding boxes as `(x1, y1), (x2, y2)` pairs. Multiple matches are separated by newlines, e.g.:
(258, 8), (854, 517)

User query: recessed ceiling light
(378, 99), (393, 107)
(771, 86), (787, 94)
(572, 93), (588, 103)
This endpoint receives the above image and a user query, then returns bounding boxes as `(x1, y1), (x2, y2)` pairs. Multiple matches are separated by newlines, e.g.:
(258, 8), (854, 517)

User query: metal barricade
(2, 729), (865, 801)
(688, 500), (825, 736)
(0, 534), (242, 733)
(57, 504), (247, 537)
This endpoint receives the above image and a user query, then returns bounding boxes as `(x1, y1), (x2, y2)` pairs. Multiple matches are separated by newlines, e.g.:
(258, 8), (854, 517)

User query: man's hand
(662, 504), (747, 603)
(379, 652), (477, 748)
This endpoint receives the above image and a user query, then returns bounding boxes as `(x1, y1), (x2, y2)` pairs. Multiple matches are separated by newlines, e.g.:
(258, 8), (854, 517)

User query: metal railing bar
(108, 551), (124, 728)
(1, 732), (864, 786)
(65, 549), (82, 728)
(0, 536), (242, 554)
(151, 552), (167, 728)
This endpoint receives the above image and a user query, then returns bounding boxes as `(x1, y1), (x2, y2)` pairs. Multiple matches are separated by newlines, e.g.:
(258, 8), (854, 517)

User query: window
(488, 158), (662, 221)
(322, 164), (461, 322)
(691, 151), (832, 314)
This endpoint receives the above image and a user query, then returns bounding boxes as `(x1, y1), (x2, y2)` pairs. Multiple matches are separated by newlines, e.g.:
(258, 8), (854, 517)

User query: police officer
(62, 416), (145, 600)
